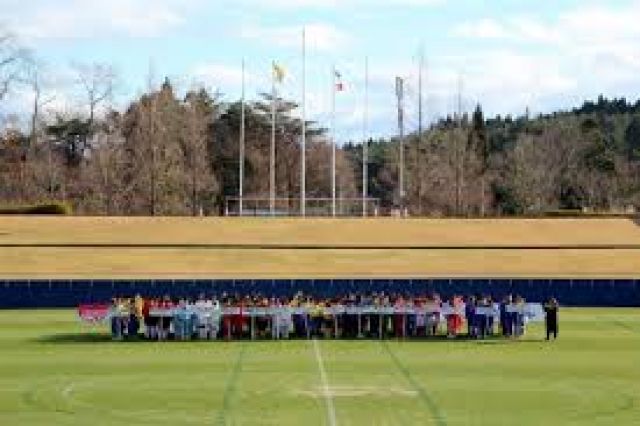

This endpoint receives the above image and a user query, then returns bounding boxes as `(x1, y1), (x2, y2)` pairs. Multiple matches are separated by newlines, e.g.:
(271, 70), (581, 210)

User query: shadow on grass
(611, 319), (639, 334)
(352, 336), (548, 345)
(35, 333), (118, 344)
(471, 338), (548, 345)
(33, 333), (547, 345)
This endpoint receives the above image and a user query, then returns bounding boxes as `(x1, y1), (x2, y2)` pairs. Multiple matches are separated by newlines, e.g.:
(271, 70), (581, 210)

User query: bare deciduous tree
(73, 62), (115, 128)
(183, 89), (217, 216)
(0, 30), (28, 102)
(23, 61), (55, 149)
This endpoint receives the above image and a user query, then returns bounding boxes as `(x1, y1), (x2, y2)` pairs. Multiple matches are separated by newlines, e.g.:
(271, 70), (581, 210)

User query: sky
(2, 0), (640, 140)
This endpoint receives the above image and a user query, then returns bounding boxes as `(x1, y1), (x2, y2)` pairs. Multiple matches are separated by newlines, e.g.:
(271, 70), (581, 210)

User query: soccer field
(0, 309), (638, 425)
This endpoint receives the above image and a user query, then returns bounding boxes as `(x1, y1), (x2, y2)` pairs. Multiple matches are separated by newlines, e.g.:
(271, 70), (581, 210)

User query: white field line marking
(312, 338), (337, 426)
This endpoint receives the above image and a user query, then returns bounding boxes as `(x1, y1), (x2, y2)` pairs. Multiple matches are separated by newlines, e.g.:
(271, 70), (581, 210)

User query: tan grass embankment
(1, 247), (640, 279)
(1, 216), (640, 246)
(1, 216), (639, 278)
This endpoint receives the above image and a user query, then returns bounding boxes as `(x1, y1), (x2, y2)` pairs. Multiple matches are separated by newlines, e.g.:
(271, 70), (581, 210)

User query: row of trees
(2, 31), (640, 216)
(343, 102), (640, 216)
(0, 78), (345, 215)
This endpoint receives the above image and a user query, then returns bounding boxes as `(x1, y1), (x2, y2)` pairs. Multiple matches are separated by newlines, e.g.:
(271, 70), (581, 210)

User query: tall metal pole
(457, 74), (463, 121)
(396, 76), (405, 214)
(331, 65), (337, 217)
(239, 59), (245, 217)
(455, 74), (463, 216)
(417, 48), (424, 215)
(270, 64), (276, 216)
(301, 28), (307, 217)
(418, 49), (424, 140)
(362, 57), (369, 217)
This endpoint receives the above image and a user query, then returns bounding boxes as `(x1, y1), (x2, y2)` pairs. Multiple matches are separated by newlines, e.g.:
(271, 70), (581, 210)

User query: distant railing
(224, 197), (381, 217)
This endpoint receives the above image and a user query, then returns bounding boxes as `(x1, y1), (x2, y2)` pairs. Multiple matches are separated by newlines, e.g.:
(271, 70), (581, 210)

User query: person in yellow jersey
(310, 299), (323, 338)
(126, 296), (139, 338)
(303, 297), (315, 338)
(126, 294), (143, 339)
(134, 294), (144, 319)
(323, 301), (334, 338)
(116, 297), (130, 339)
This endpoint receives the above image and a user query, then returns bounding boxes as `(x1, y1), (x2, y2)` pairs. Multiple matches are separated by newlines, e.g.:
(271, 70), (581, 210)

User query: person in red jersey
(142, 297), (152, 339)
(393, 296), (405, 338)
(159, 295), (174, 340)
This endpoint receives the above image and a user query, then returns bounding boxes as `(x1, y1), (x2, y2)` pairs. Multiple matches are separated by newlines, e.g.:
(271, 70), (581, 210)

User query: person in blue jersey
(513, 295), (526, 338)
(476, 296), (490, 339)
(486, 296), (495, 336)
(173, 298), (186, 341)
(110, 298), (121, 340)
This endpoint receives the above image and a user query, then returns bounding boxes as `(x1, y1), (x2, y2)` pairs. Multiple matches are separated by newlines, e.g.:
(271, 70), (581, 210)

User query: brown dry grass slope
(1, 217), (639, 278)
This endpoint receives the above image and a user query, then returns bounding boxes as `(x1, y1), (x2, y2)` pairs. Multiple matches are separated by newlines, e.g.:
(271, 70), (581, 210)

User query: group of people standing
(105, 292), (559, 341)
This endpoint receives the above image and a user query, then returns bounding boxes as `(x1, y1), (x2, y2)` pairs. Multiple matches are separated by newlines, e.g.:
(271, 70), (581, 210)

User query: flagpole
(270, 62), (276, 216)
(239, 58), (245, 217)
(331, 64), (337, 218)
(418, 47), (424, 141)
(417, 46), (424, 216)
(362, 56), (369, 217)
(301, 27), (307, 217)
(396, 76), (405, 214)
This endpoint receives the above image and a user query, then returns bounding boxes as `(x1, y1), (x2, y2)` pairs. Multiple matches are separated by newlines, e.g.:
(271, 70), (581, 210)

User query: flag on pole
(273, 62), (286, 83)
(334, 69), (345, 92)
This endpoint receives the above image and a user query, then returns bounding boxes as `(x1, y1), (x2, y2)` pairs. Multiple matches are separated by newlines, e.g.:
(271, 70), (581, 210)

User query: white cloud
(453, 19), (509, 39)
(240, 0), (445, 8)
(240, 22), (352, 52)
(5, 0), (189, 39)
(192, 64), (248, 88)
(453, 3), (640, 48)
(189, 63), (273, 97)
(4, 0), (640, 139)
(448, 2), (640, 115)
(458, 52), (575, 114)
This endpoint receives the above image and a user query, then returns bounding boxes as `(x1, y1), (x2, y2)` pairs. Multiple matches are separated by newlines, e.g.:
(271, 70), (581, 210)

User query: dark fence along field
(0, 278), (639, 308)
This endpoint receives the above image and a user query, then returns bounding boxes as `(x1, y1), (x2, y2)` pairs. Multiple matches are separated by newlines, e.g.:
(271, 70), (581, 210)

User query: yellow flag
(272, 62), (286, 83)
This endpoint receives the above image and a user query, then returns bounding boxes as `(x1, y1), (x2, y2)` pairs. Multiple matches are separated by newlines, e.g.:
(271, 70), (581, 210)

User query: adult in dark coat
(544, 298), (559, 340)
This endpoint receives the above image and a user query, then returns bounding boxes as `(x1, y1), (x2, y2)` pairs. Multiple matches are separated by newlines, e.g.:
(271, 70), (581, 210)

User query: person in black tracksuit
(465, 296), (477, 338)
(544, 298), (559, 340)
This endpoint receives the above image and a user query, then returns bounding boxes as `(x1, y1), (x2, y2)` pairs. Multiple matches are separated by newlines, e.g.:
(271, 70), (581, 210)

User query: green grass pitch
(0, 309), (638, 425)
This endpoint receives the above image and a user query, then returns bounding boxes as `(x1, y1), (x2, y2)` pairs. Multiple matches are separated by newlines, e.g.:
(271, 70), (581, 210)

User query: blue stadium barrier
(0, 278), (638, 309)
